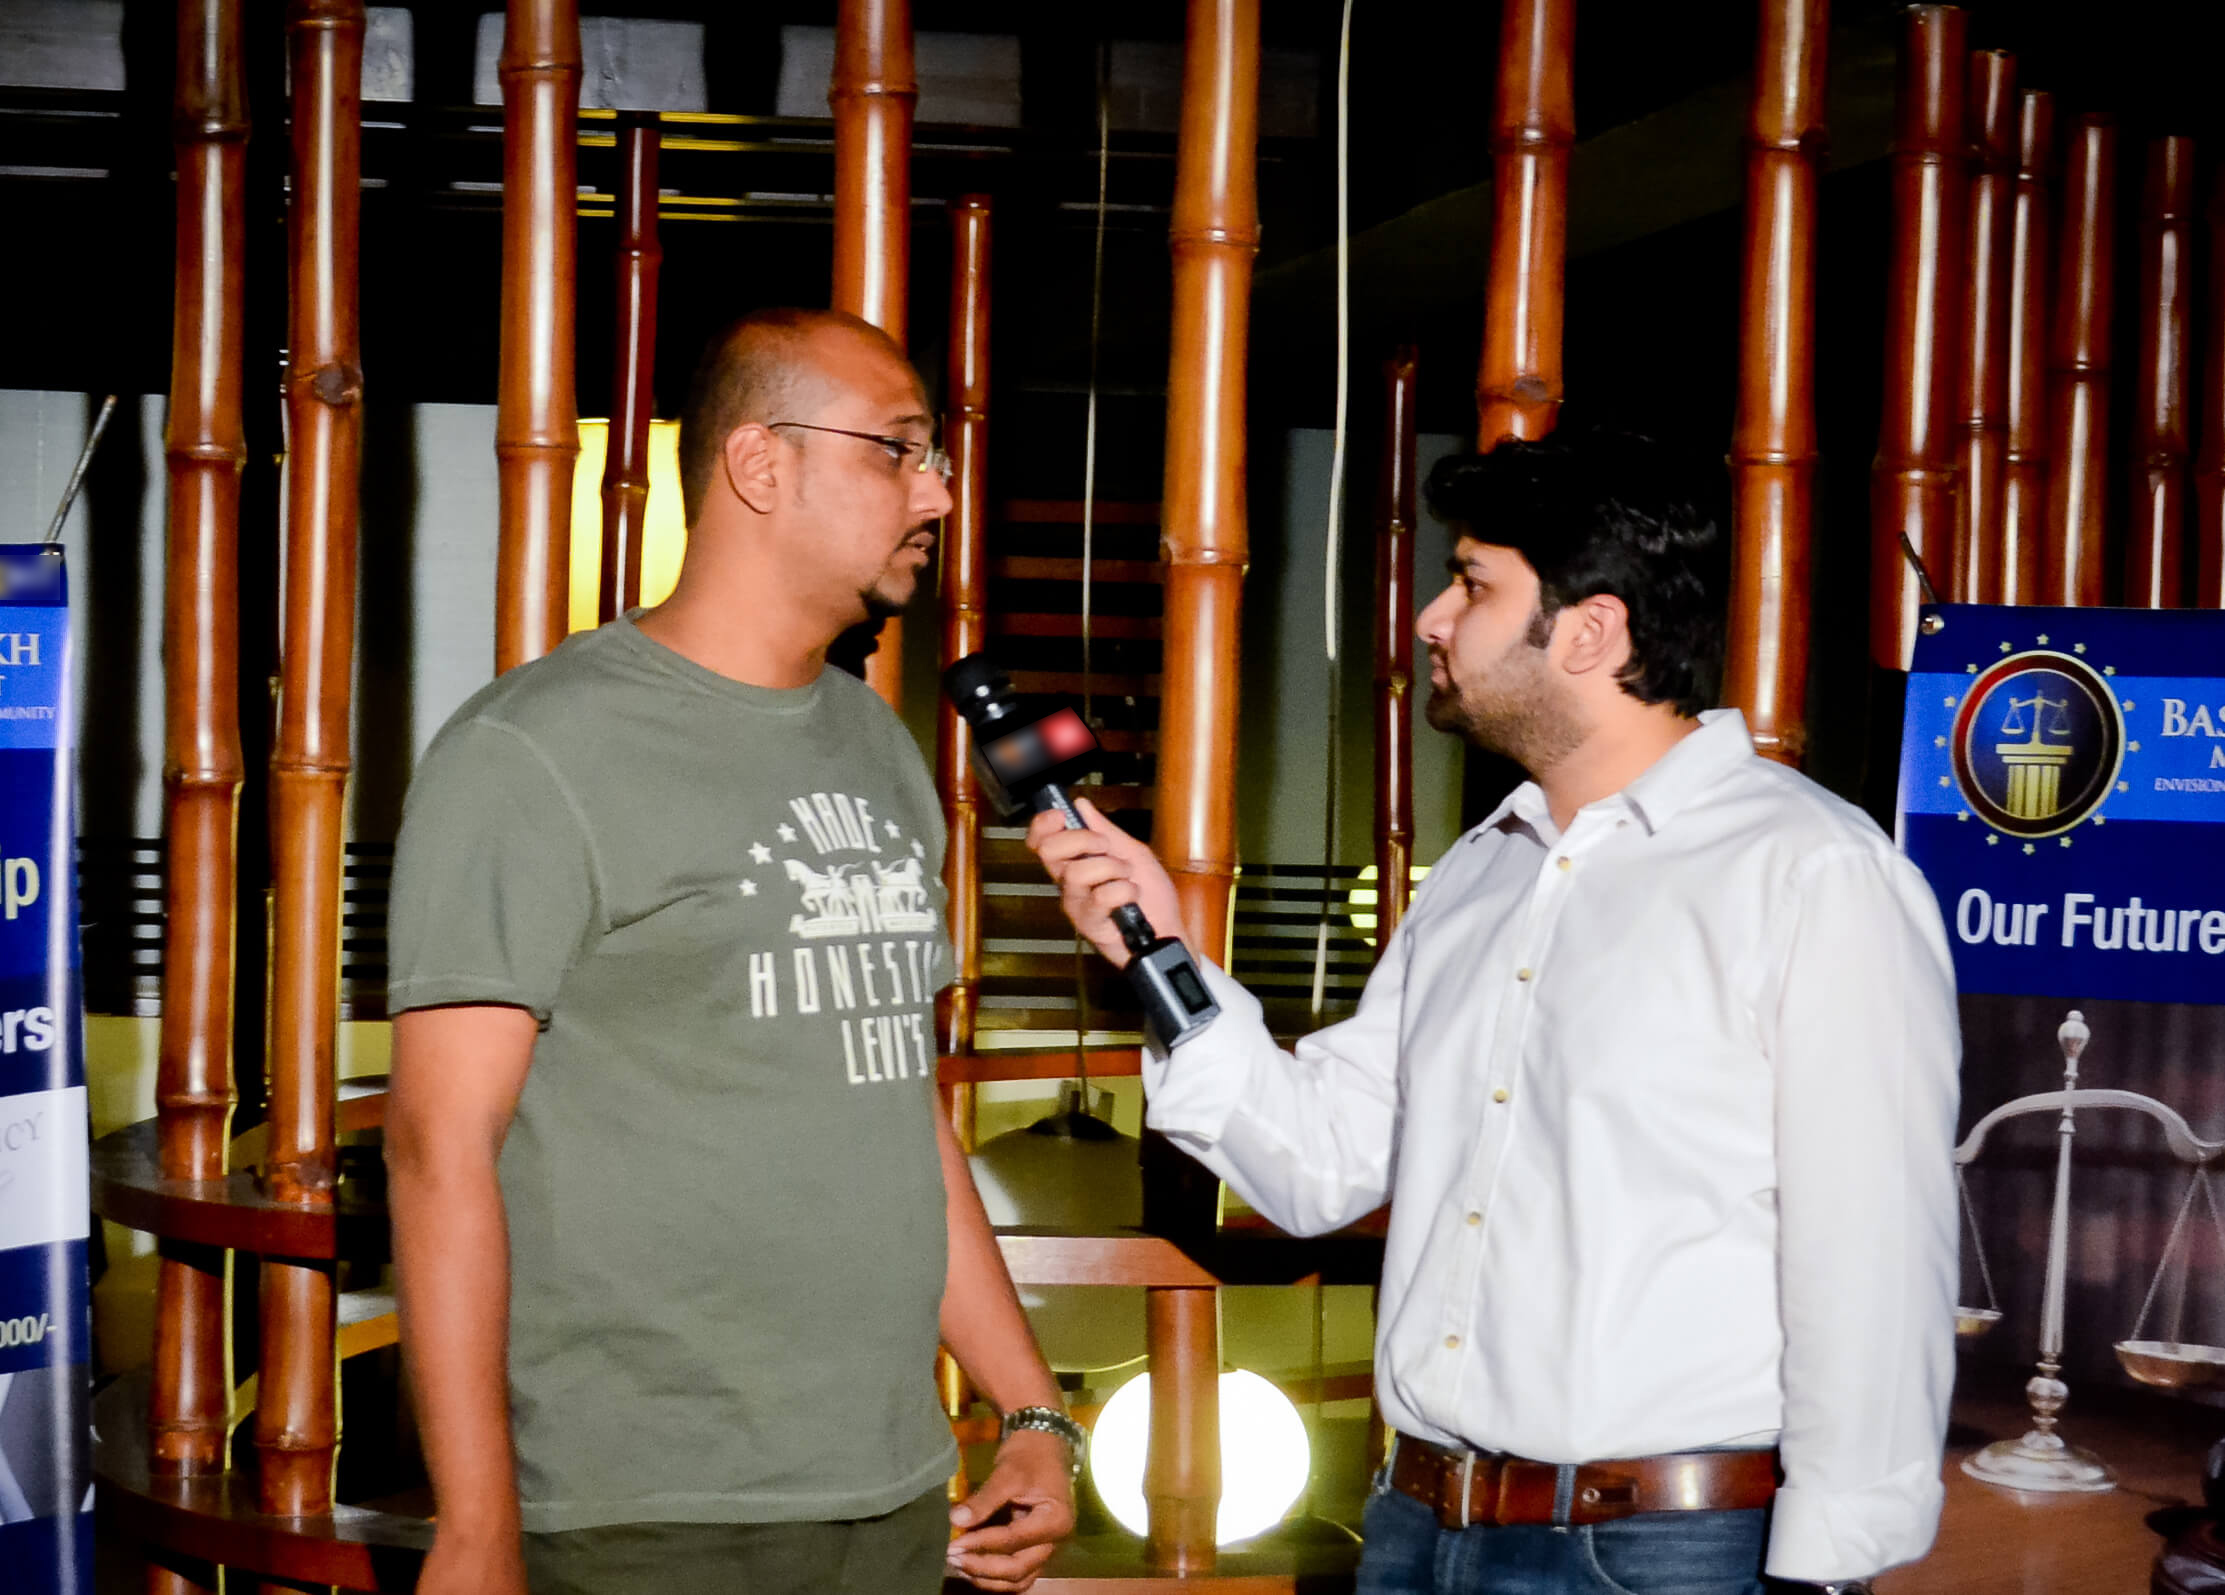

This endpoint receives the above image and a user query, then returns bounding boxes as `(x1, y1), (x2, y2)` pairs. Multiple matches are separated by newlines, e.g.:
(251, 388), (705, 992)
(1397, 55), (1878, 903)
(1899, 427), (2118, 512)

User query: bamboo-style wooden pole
(1144, 1285), (1221, 1574)
(599, 112), (661, 624)
(495, 0), (581, 673)
(251, 0), (364, 1521)
(1145, 0), (1258, 1570)
(937, 195), (991, 1064)
(2000, 90), (2054, 607)
(148, 0), (246, 1501)
(2044, 115), (2117, 608)
(2199, 166), (2225, 609)
(1475, 0), (1573, 447)
(1869, 4), (1966, 670)
(931, 197), (994, 1503)
(1373, 348), (1417, 943)
(831, 0), (916, 710)
(1725, 0), (1827, 767)
(1953, 50), (2016, 604)
(2128, 136), (2194, 609)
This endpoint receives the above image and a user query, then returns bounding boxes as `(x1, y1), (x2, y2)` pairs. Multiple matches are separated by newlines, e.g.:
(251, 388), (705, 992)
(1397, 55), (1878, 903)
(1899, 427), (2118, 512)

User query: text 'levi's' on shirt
(387, 616), (957, 1533)
(1143, 710), (1962, 1584)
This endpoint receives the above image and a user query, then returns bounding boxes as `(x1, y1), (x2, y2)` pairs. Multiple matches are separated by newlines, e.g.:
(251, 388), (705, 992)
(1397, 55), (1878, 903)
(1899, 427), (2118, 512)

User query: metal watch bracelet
(999, 1405), (1089, 1479)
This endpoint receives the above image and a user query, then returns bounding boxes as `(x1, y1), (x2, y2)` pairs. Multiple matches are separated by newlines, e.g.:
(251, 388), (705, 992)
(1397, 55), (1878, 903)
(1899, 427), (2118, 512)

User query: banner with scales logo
(1897, 603), (2225, 1006)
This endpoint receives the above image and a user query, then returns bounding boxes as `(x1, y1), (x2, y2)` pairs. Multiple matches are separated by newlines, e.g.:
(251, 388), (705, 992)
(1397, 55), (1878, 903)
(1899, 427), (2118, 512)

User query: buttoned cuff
(1138, 958), (1262, 1151)
(1762, 1460), (1945, 1582)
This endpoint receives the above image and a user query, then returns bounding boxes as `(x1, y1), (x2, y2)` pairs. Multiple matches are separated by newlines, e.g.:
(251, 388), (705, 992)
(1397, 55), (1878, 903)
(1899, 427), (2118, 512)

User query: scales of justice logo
(1949, 648), (2126, 841)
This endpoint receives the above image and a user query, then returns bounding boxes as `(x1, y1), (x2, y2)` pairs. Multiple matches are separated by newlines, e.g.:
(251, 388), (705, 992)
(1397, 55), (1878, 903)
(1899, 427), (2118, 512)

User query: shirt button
(1444, 1334), (1462, 1351)
(1515, 967), (1533, 982)
(1492, 1087), (1510, 1104)
(1466, 1210), (1483, 1226)
(1556, 856), (1572, 872)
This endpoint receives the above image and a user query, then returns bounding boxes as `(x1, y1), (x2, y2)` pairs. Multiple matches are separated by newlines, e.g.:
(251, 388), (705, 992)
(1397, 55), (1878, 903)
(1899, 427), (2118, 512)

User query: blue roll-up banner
(1898, 602), (2225, 1006)
(0, 545), (92, 1592)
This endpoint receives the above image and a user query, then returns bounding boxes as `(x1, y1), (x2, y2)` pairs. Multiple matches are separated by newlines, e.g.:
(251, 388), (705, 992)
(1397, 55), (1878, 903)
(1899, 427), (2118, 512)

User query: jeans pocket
(1578, 1509), (1770, 1595)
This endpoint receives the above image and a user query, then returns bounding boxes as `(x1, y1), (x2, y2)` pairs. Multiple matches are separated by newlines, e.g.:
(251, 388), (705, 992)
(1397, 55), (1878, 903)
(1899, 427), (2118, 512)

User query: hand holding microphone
(943, 654), (1220, 1057)
(1024, 798), (1192, 970)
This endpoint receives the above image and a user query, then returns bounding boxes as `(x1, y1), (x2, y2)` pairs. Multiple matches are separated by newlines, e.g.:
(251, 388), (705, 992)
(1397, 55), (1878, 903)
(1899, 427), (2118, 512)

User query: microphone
(942, 652), (1221, 1058)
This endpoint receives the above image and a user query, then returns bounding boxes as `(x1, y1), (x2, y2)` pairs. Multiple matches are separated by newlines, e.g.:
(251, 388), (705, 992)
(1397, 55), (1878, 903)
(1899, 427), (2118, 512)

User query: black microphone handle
(1029, 785), (1158, 956)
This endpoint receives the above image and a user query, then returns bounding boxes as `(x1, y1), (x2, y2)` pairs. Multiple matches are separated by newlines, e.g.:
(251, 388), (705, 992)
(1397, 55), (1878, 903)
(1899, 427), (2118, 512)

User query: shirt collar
(1476, 708), (1756, 841)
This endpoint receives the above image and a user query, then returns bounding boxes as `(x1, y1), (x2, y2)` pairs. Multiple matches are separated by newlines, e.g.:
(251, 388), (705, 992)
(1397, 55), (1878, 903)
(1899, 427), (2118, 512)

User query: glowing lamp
(1086, 1368), (1311, 1545)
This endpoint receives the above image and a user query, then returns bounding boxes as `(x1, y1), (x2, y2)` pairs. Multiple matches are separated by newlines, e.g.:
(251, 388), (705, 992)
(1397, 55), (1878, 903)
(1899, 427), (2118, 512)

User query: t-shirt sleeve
(386, 716), (601, 1024)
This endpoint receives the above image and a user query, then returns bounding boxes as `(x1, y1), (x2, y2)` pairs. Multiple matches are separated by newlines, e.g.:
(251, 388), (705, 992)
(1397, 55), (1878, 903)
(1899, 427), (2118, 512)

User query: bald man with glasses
(386, 310), (1077, 1595)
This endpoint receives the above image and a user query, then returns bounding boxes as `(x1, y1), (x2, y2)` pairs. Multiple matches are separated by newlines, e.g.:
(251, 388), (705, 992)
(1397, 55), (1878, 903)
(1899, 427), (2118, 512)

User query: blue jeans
(1354, 1471), (1772, 1595)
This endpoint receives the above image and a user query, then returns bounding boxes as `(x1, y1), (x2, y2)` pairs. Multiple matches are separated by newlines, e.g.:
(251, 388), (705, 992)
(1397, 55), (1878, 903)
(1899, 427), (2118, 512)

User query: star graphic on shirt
(739, 879), (759, 897)
(777, 823), (798, 843)
(749, 842), (773, 865)
(911, 839), (925, 859)
(884, 820), (901, 838)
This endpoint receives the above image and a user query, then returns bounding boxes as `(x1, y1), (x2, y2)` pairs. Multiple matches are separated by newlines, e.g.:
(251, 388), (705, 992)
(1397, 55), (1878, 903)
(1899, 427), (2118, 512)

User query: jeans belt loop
(1552, 1462), (1578, 1528)
(1455, 1451), (1477, 1530)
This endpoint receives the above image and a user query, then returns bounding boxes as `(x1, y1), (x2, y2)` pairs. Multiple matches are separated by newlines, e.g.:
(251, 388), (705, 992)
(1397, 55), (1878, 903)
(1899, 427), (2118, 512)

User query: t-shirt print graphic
(734, 788), (945, 1086)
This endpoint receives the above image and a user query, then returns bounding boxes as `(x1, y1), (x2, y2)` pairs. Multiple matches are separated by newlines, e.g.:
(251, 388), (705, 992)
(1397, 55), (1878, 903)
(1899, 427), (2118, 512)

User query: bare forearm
(937, 1116), (1061, 1415)
(390, 1150), (520, 1541)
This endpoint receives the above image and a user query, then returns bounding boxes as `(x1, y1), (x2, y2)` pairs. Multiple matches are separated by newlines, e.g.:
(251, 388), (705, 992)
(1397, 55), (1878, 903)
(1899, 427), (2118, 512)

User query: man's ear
(722, 423), (780, 514)
(1556, 592), (1633, 680)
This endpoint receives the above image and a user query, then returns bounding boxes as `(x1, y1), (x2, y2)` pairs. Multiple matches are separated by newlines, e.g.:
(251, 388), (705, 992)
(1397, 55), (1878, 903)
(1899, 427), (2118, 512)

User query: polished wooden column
(2044, 115), (2117, 608)
(1870, 4), (1966, 669)
(599, 112), (661, 624)
(1373, 348), (1417, 943)
(250, 0), (364, 1523)
(2128, 136), (2194, 609)
(1475, 0), (1573, 446)
(937, 195), (991, 1065)
(148, 3), (247, 1540)
(1725, 0), (1826, 766)
(1999, 91), (2054, 606)
(1953, 51), (2016, 604)
(831, 0), (916, 709)
(495, 0), (581, 672)
(2199, 166), (2225, 609)
(1145, 0), (1259, 1570)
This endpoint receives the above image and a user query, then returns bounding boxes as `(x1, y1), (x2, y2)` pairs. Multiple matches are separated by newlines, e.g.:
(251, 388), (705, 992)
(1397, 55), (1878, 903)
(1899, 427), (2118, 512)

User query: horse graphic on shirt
(786, 856), (937, 938)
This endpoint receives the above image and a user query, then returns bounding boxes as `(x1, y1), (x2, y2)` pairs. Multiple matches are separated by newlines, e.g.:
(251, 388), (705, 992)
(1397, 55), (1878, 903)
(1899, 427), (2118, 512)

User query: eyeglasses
(767, 421), (952, 483)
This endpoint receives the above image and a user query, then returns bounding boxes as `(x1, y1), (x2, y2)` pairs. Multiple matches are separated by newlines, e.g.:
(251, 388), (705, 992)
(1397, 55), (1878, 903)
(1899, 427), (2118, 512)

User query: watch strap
(999, 1405), (1089, 1479)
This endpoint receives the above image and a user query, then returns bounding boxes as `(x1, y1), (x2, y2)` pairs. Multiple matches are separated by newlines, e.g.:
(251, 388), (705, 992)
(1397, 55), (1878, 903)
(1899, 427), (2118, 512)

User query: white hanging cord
(1072, 44), (1114, 1081)
(1081, 44), (1112, 733)
(1309, 0), (1355, 1020)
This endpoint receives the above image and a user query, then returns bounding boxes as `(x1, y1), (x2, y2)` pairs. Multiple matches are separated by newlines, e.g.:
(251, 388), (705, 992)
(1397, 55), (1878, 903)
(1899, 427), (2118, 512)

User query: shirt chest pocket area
(1524, 907), (1767, 1118)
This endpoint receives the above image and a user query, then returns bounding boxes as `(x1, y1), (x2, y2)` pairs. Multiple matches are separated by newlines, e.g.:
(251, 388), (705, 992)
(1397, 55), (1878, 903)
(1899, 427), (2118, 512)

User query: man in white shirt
(1029, 430), (1960, 1595)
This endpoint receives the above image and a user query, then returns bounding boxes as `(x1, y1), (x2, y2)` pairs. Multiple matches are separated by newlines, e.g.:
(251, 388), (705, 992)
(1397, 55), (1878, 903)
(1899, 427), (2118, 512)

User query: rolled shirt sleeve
(1763, 843), (1961, 1582)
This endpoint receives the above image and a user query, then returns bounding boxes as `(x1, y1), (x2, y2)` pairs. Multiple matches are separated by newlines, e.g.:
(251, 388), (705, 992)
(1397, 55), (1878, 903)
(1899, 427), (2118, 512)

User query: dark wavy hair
(1423, 429), (1729, 717)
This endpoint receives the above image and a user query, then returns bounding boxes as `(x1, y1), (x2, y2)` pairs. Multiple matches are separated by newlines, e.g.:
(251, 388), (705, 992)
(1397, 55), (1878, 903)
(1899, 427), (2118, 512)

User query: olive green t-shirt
(387, 617), (957, 1532)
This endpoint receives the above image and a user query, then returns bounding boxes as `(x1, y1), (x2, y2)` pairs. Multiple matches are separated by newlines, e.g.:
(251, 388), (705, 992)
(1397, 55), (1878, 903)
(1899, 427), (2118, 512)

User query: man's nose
(1415, 590), (1452, 646)
(919, 470), (954, 522)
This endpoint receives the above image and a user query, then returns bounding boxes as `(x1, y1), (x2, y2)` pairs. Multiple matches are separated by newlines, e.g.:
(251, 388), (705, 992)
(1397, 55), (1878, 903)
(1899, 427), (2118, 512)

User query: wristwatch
(1805, 1583), (1875, 1594)
(999, 1405), (1091, 1481)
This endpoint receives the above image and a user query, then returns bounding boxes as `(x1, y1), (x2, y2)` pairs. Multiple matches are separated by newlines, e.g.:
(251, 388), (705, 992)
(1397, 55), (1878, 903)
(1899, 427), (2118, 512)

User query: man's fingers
(948, 1541), (1057, 1589)
(949, 1506), (1070, 1555)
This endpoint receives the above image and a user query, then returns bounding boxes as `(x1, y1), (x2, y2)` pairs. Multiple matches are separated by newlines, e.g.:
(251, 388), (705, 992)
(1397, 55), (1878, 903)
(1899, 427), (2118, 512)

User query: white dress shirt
(1144, 710), (1960, 1582)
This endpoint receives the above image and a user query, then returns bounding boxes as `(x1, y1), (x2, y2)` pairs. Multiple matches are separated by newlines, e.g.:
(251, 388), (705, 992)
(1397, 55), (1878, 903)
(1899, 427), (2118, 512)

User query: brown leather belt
(1389, 1436), (1780, 1530)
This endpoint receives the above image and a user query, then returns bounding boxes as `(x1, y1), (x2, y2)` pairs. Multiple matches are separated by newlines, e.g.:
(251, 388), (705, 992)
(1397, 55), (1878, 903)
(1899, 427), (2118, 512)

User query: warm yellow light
(1347, 863), (1431, 946)
(569, 418), (690, 633)
(1087, 1369), (1311, 1545)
